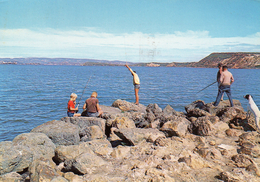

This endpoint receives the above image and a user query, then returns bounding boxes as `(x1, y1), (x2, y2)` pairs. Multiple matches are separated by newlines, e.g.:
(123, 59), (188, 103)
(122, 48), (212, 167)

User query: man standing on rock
(125, 64), (140, 105)
(213, 65), (234, 107)
(217, 63), (224, 101)
(83, 92), (103, 117)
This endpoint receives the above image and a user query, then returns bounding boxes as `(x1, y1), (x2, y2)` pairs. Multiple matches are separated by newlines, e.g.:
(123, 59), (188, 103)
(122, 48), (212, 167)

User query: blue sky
(0, 0), (260, 62)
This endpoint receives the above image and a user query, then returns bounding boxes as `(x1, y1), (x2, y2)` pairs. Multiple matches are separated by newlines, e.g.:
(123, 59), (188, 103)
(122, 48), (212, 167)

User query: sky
(0, 0), (260, 63)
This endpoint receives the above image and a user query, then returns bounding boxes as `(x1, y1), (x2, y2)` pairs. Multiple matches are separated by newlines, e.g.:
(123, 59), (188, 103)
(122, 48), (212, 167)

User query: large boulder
(0, 172), (23, 182)
(29, 158), (60, 182)
(72, 153), (108, 175)
(185, 99), (242, 118)
(12, 133), (56, 160)
(111, 116), (136, 129)
(188, 116), (214, 136)
(114, 128), (165, 146)
(160, 116), (190, 137)
(0, 141), (31, 175)
(162, 104), (185, 119)
(112, 99), (146, 113)
(54, 142), (94, 172)
(61, 117), (106, 140)
(185, 100), (212, 117)
(31, 120), (80, 146)
(100, 105), (122, 118)
(85, 139), (113, 157)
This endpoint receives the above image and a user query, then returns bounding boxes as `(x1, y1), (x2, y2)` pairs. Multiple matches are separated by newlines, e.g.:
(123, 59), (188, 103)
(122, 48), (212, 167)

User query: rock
(226, 129), (243, 137)
(61, 117), (106, 138)
(85, 139), (113, 157)
(80, 125), (106, 142)
(12, 132), (56, 160)
(54, 143), (94, 164)
(160, 116), (190, 137)
(0, 172), (23, 182)
(178, 153), (210, 169)
(124, 111), (146, 127)
(0, 141), (32, 175)
(231, 154), (253, 168)
(72, 153), (107, 175)
(51, 176), (69, 182)
(112, 99), (146, 113)
(239, 141), (260, 158)
(111, 145), (131, 159)
(163, 104), (185, 118)
(112, 116), (136, 129)
(146, 104), (162, 117)
(185, 100), (212, 117)
(219, 171), (240, 182)
(195, 147), (222, 160)
(114, 128), (165, 146)
(212, 121), (230, 136)
(29, 158), (59, 182)
(218, 144), (238, 156)
(188, 116), (213, 136)
(100, 105), (122, 117)
(31, 120), (80, 146)
(218, 106), (247, 124)
(238, 132), (260, 145)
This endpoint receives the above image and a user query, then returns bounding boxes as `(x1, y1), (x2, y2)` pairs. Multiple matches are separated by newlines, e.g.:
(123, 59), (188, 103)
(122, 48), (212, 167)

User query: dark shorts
(134, 84), (140, 89)
(67, 112), (74, 117)
(87, 112), (99, 117)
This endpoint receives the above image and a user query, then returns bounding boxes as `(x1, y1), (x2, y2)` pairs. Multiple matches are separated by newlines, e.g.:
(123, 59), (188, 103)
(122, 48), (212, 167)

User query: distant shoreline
(1, 52), (260, 69)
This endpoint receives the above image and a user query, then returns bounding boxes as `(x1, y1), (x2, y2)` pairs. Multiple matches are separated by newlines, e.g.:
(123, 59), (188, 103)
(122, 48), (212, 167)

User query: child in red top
(67, 93), (81, 117)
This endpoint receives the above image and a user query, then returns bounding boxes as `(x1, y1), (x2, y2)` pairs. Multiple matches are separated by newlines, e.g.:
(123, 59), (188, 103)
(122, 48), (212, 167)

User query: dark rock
(185, 100), (211, 117)
(188, 116), (213, 136)
(31, 120), (80, 146)
(218, 172), (240, 182)
(231, 154), (253, 168)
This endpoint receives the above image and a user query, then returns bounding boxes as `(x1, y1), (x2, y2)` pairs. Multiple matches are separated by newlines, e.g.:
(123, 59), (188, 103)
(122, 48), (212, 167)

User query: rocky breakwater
(1, 99), (260, 181)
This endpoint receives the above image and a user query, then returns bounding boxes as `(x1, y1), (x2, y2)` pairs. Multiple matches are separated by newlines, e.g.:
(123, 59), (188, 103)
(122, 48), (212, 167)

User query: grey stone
(114, 128), (165, 145)
(31, 120), (80, 146)
(112, 99), (146, 113)
(12, 132), (56, 160)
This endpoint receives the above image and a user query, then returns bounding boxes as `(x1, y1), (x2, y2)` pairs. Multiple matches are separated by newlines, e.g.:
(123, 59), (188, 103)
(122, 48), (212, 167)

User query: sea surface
(0, 65), (259, 142)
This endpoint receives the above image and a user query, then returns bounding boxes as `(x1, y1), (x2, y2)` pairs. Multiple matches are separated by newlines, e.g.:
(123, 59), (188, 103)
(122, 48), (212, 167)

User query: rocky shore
(1, 99), (260, 182)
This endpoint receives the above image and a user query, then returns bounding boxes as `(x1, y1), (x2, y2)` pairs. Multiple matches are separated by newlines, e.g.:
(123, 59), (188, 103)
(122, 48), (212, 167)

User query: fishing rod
(196, 81), (217, 94)
(77, 75), (92, 108)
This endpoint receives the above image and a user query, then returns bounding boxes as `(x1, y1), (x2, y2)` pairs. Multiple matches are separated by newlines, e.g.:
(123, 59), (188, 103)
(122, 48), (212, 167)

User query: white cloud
(0, 28), (260, 62)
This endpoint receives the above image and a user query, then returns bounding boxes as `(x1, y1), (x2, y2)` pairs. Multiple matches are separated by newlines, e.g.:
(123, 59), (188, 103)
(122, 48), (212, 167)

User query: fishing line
(77, 75), (92, 108)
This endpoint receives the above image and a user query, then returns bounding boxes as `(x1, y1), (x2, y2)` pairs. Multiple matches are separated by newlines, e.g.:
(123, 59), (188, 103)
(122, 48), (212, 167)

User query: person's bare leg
(135, 88), (139, 105)
(74, 113), (81, 117)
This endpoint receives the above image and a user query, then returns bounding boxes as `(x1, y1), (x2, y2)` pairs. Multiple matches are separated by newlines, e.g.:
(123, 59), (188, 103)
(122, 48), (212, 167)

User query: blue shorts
(67, 112), (74, 117)
(87, 112), (99, 117)
(134, 84), (140, 89)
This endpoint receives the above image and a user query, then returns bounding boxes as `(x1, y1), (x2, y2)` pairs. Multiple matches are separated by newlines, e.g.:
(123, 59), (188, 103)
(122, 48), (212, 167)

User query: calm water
(0, 65), (259, 141)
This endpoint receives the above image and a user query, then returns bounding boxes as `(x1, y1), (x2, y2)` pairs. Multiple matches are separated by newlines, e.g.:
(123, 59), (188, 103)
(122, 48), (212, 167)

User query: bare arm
(83, 103), (86, 110)
(230, 75), (234, 84)
(125, 64), (134, 75)
(70, 106), (78, 111)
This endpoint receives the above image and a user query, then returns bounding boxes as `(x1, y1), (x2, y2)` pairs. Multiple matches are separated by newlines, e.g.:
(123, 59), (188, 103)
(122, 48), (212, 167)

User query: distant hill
(1, 52), (260, 68)
(187, 52), (260, 69)
(0, 58), (133, 66)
